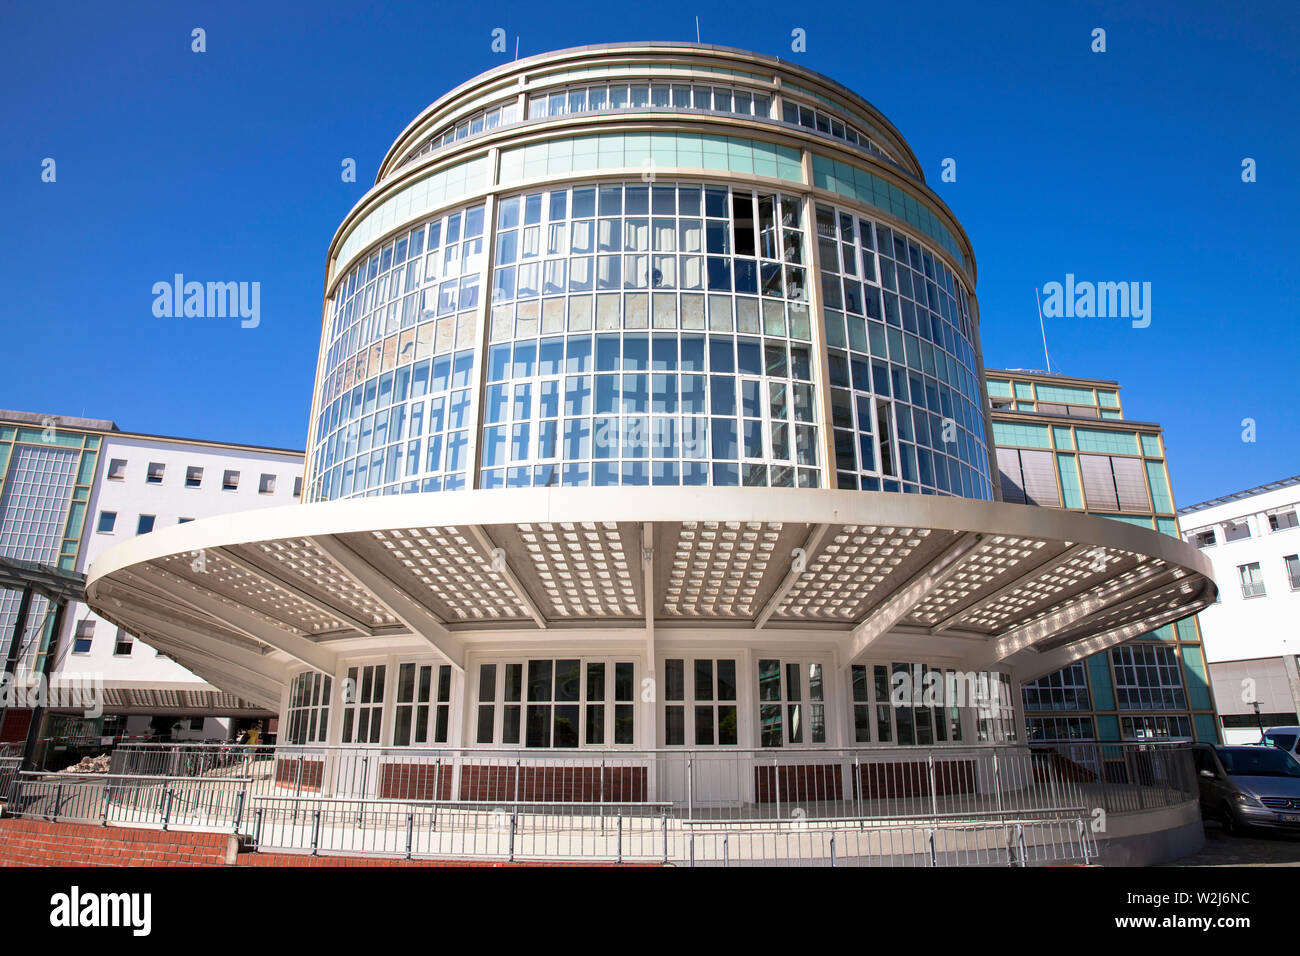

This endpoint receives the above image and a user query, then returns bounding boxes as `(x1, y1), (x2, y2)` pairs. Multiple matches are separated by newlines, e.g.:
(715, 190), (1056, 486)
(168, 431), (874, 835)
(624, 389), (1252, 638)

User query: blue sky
(3, 0), (1296, 506)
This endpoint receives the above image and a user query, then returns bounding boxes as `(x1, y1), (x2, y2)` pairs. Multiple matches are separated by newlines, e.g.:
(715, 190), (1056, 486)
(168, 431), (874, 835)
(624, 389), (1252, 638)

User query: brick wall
(0, 819), (231, 867)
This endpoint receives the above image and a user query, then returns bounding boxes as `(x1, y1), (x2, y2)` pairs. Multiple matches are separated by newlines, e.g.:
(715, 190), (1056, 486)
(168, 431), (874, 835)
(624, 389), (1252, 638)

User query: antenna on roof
(1034, 286), (1054, 375)
(515, 37), (520, 60)
(696, 16), (701, 43)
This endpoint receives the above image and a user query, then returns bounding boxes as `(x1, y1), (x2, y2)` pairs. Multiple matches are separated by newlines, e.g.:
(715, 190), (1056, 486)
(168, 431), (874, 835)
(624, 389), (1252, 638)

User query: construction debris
(63, 754), (110, 774)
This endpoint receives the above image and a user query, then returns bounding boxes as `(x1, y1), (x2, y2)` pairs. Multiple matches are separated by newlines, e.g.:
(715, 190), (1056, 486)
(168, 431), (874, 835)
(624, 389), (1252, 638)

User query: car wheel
(1220, 803), (1245, 836)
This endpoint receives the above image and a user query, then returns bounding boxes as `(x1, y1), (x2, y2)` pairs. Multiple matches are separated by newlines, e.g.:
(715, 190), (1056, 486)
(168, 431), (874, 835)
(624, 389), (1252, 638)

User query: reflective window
(816, 202), (990, 498)
(484, 182), (819, 489)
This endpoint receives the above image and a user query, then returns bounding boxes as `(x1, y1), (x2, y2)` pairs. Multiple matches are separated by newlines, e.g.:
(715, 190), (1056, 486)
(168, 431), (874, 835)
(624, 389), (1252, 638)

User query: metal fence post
(773, 756), (781, 822)
(254, 806), (264, 848)
(687, 757), (694, 822)
(616, 812), (623, 864)
(928, 828), (937, 866)
(405, 811), (414, 860)
(1077, 817), (1091, 865)
(311, 809), (321, 856)
(854, 754), (862, 823)
(928, 753), (938, 823)
(234, 786), (246, 834)
(432, 758), (441, 831)
(102, 783), (112, 826)
(830, 831), (836, 868)
(51, 782), (62, 822)
(1015, 823), (1027, 867)
(660, 809), (668, 865)
(161, 788), (173, 831)
(508, 810), (517, 863)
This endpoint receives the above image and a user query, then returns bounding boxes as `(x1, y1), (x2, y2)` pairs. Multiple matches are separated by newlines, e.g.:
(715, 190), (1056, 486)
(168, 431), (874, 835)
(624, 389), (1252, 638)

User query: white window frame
(756, 657), (829, 748)
(472, 656), (636, 749)
(340, 663), (386, 744)
(1238, 561), (1266, 599)
(286, 671), (332, 745)
(391, 660), (452, 746)
(661, 657), (740, 747)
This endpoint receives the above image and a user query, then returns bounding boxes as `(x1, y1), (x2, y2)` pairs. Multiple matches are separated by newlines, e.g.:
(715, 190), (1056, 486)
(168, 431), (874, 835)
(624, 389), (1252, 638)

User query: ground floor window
(1020, 662), (1091, 713)
(1026, 715), (1095, 743)
(975, 671), (1017, 743)
(286, 671), (332, 745)
(341, 664), (386, 744)
(663, 658), (738, 745)
(1121, 714), (1192, 741)
(849, 663), (965, 745)
(392, 662), (452, 745)
(1111, 643), (1187, 711)
(757, 659), (826, 747)
(475, 658), (635, 747)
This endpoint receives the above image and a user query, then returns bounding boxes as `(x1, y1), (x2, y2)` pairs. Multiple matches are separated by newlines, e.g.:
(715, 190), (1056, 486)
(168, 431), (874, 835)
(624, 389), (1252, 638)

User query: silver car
(1192, 743), (1300, 835)
(1262, 726), (1300, 762)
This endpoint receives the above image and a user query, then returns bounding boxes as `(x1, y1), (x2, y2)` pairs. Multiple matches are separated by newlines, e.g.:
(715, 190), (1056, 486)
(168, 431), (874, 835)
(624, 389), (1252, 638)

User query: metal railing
(7, 772), (251, 832)
(61, 740), (1193, 864)
(0, 755), (21, 801)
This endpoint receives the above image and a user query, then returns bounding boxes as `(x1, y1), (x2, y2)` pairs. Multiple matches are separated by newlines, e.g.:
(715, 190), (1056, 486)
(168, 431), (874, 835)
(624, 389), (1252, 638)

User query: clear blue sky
(3, 0), (1296, 507)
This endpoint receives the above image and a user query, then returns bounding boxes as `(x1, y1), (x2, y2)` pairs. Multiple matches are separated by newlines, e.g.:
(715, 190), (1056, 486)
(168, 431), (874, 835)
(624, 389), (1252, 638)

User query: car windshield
(1264, 733), (1298, 752)
(1216, 747), (1300, 778)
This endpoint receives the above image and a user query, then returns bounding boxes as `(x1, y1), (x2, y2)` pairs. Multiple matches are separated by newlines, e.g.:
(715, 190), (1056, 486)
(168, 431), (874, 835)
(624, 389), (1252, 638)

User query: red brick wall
(458, 765), (648, 802)
(274, 757), (324, 791)
(379, 763), (453, 801)
(854, 760), (978, 799)
(753, 764), (844, 803)
(0, 819), (231, 867)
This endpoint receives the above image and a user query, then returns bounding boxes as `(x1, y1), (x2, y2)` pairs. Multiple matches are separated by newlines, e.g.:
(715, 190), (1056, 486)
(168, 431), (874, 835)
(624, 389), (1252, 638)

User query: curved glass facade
(308, 47), (991, 503)
(813, 200), (990, 497)
(482, 181), (819, 489)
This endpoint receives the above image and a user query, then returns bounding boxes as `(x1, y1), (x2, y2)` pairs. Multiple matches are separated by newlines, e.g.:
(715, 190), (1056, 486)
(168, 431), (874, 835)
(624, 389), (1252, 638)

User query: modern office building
(62, 428), (304, 741)
(1179, 477), (1300, 744)
(85, 44), (1214, 794)
(0, 411), (107, 744)
(0, 409), (302, 746)
(986, 371), (1220, 746)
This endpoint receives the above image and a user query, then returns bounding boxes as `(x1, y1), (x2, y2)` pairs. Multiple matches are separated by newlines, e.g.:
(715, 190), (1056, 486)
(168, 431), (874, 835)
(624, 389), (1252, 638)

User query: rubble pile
(64, 754), (111, 774)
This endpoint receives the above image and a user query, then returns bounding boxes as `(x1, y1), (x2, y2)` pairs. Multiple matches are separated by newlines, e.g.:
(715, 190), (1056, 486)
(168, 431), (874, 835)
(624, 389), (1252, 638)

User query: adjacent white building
(1180, 476), (1300, 743)
(57, 429), (304, 741)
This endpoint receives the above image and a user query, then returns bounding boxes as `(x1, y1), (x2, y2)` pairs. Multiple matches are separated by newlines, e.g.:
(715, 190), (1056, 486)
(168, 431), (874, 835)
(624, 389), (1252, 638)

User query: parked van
(1262, 726), (1300, 762)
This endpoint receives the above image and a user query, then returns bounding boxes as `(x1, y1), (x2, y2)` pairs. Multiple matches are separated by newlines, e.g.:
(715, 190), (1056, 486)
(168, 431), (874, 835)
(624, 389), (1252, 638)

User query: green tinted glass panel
(1074, 428), (1139, 455)
(1056, 453), (1083, 509)
(992, 422), (1051, 449)
(1036, 385), (1096, 405)
(1182, 647), (1213, 710)
(1194, 713), (1219, 743)
(1145, 461), (1174, 513)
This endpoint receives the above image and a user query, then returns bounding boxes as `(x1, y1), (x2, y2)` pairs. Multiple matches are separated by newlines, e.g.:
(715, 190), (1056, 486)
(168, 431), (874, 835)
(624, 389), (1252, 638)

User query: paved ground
(1163, 820), (1300, 866)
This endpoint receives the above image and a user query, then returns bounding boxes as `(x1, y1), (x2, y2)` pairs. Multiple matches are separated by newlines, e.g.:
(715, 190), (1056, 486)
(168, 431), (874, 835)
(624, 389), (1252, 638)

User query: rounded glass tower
(88, 46), (1213, 801)
(305, 43), (993, 503)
